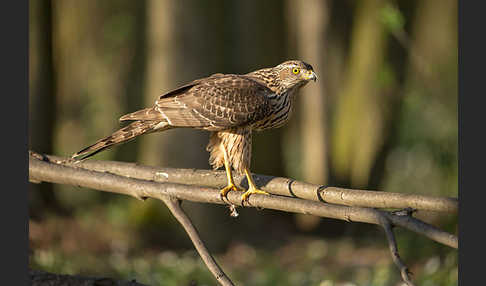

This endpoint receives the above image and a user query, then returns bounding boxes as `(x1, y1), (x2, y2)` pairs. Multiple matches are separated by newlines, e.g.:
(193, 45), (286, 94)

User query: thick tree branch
(29, 152), (458, 249)
(43, 154), (458, 213)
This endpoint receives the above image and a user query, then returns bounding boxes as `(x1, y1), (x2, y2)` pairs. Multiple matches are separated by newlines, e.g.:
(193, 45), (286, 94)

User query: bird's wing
(158, 73), (225, 100)
(121, 74), (272, 130)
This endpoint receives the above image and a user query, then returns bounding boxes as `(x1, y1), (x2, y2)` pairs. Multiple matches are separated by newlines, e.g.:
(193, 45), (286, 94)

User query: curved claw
(240, 188), (269, 206)
(220, 183), (244, 202)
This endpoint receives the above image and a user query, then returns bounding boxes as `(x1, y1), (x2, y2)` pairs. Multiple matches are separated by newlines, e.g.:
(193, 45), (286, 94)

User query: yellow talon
(240, 187), (269, 204)
(220, 183), (244, 201)
(220, 146), (244, 203)
(241, 168), (270, 205)
(219, 146), (270, 205)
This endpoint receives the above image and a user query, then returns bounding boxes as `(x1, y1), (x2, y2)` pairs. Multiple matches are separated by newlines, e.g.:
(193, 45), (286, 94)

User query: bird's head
(275, 60), (317, 90)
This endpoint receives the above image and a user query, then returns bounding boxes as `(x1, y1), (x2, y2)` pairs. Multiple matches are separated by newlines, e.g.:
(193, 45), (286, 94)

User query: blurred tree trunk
(51, 0), (147, 206)
(288, 0), (330, 185)
(29, 0), (64, 216)
(394, 0), (457, 197)
(114, 1), (147, 163)
(51, 1), (145, 160)
(285, 0), (330, 231)
(408, 0), (457, 92)
(139, 0), (176, 167)
(330, 0), (388, 188)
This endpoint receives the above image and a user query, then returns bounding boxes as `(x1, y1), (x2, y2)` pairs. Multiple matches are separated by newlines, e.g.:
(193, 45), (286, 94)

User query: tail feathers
(71, 120), (166, 161)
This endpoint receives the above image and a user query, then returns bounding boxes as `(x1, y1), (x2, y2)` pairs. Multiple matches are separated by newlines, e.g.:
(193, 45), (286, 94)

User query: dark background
(29, 0), (457, 285)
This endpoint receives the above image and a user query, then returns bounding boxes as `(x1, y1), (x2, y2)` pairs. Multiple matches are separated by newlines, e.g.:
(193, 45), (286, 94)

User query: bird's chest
(252, 92), (294, 131)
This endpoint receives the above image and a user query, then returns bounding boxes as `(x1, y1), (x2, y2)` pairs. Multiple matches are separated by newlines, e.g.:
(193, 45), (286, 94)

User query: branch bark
(162, 198), (235, 286)
(379, 216), (415, 286)
(43, 154), (458, 213)
(29, 152), (457, 248)
(29, 151), (458, 286)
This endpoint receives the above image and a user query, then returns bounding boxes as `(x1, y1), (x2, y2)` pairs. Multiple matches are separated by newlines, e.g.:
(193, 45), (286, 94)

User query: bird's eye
(292, 67), (300, 74)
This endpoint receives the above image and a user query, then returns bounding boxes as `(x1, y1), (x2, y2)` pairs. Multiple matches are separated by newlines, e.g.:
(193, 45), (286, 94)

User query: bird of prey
(72, 60), (317, 204)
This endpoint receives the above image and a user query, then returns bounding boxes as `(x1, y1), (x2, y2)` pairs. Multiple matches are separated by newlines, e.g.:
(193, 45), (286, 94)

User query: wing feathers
(117, 74), (272, 131)
(153, 74), (272, 130)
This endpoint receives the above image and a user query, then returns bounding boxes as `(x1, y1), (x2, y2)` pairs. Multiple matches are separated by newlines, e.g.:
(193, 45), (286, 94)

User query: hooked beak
(303, 70), (317, 82)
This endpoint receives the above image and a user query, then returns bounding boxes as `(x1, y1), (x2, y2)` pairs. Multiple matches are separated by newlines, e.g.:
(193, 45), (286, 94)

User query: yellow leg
(241, 168), (269, 204)
(220, 147), (244, 201)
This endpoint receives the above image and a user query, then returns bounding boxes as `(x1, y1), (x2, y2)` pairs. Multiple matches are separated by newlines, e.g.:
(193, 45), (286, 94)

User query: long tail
(71, 120), (168, 161)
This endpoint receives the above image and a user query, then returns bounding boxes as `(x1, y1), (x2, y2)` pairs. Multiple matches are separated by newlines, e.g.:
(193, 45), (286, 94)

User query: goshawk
(72, 60), (317, 204)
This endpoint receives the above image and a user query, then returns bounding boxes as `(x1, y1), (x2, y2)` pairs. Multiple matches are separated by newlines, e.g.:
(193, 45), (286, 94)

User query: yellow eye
(292, 67), (300, 74)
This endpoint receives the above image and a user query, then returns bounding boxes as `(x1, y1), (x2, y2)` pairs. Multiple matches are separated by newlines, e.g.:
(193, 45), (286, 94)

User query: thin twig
(161, 197), (235, 286)
(379, 215), (415, 286)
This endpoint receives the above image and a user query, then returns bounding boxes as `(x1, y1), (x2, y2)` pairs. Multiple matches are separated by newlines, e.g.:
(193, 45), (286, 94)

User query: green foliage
(30, 226), (457, 285)
(380, 3), (405, 34)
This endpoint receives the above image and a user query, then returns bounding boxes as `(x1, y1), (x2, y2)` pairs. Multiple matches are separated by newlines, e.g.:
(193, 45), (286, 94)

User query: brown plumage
(72, 60), (317, 204)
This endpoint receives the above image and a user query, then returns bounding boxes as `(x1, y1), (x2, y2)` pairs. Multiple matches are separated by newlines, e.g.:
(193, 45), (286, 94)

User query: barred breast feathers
(252, 87), (298, 131)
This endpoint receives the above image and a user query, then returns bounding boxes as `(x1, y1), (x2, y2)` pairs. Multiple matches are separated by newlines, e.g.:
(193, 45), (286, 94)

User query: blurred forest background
(29, 0), (458, 285)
